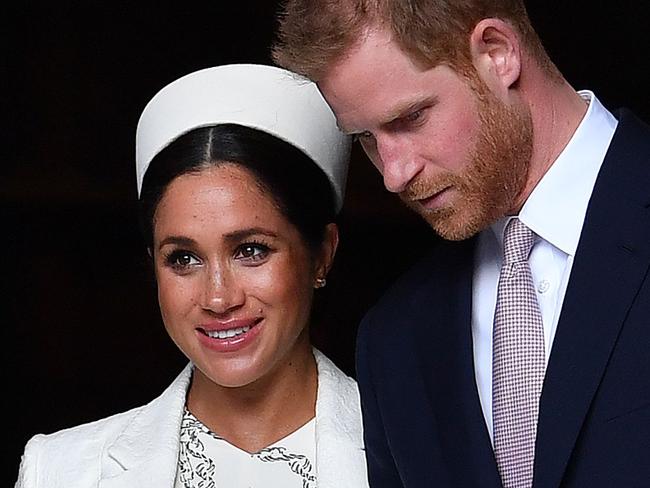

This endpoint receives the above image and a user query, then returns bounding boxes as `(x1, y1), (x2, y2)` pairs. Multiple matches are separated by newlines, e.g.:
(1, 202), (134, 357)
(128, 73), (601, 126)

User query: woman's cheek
(158, 272), (198, 320)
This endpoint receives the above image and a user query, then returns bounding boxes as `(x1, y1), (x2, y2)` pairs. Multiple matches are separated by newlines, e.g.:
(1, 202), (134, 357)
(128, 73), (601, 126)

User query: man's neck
(515, 72), (589, 211)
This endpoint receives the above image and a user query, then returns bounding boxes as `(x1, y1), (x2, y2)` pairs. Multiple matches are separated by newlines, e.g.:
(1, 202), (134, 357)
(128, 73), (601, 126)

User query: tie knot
(502, 218), (535, 265)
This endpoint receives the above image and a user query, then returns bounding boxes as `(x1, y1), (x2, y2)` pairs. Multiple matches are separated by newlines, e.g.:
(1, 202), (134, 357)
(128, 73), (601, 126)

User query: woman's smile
(153, 164), (319, 389)
(196, 316), (265, 353)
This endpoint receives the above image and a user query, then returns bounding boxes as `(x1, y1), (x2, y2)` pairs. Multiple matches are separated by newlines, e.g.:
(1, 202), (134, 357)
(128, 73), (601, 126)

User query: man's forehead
(317, 37), (444, 134)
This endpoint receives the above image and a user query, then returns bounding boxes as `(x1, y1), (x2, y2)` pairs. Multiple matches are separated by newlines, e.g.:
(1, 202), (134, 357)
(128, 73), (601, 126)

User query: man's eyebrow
(383, 96), (438, 124)
(339, 96), (438, 136)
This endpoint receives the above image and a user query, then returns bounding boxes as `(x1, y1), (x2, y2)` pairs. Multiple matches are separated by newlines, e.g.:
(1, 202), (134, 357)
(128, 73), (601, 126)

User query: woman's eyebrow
(157, 228), (280, 251)
(223, 228), (279, 242)
(157, 236), (197, 250)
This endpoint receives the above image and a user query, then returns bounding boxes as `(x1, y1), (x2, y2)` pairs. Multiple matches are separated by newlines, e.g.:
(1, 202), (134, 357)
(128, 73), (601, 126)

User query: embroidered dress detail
(175, 408), (317, 488)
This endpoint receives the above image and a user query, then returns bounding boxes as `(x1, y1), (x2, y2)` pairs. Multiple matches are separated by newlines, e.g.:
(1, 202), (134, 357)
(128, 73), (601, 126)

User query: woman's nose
(200, 267), (245, 314)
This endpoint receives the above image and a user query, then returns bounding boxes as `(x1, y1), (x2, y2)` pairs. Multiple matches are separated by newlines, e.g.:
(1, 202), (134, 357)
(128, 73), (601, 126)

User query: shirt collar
(491, 91), (618, 255)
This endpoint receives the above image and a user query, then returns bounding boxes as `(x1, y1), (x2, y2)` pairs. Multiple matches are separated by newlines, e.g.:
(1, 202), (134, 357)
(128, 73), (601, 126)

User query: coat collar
(313, 348), (369, 488)
(100, 349), (368, 487)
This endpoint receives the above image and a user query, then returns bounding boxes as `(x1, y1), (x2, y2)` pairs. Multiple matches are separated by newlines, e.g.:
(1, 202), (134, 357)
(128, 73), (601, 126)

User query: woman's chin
(194, 353), (270, 390)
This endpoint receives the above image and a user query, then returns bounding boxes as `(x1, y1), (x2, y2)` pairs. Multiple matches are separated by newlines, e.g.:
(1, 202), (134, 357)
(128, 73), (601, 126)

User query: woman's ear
(469, 18), (522, 94)
(314, 223), (339, 286)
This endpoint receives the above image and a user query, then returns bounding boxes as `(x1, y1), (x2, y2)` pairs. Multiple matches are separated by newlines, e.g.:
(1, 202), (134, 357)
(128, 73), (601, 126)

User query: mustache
(400, 174), (457, 202)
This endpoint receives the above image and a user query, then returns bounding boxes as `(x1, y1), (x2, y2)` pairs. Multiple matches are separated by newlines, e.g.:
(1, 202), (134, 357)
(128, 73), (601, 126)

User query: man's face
(318, 28), (533, 240)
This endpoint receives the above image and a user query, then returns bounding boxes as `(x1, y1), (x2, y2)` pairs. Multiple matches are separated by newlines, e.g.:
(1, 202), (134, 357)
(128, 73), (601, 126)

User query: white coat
(15, 349), (369, 488)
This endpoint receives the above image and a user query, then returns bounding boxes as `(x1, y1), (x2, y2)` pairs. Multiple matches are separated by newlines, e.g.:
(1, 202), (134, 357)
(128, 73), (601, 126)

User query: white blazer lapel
(99, 364), (193, 488)
(314, 349), (369, 488)
(98, 354), (369, 487)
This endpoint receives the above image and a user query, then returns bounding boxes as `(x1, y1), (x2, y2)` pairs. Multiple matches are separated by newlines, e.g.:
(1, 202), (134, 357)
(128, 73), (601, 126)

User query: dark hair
(138, 124), (337, 252)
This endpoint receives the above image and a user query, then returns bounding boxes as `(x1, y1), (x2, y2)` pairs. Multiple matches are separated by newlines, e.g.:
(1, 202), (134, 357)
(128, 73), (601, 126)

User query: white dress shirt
(471, 91), (618, 440)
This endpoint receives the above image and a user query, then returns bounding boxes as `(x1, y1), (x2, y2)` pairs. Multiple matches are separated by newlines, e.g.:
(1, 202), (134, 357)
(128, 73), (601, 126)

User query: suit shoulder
(38, 403), (142, 440)
(15, 405), (144, 486)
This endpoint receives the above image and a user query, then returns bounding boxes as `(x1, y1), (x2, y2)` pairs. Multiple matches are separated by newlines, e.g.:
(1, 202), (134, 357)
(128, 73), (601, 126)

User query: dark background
(5, 1), (650, 483)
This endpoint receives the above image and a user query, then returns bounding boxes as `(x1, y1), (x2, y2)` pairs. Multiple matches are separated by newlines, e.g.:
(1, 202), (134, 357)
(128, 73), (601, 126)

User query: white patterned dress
(174, 408), (316, 488)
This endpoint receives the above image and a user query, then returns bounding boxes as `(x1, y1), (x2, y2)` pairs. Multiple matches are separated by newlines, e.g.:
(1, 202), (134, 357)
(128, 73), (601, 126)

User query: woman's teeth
(206, 326), (250, 339)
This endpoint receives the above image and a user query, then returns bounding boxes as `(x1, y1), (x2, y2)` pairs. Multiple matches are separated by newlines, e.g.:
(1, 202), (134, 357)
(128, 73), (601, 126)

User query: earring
(314, 277), (327, 289)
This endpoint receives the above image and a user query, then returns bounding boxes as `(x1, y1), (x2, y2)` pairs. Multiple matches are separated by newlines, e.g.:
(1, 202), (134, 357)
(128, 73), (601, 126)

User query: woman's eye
(166, 251), (200, 269)
(234, 243), (270, 262)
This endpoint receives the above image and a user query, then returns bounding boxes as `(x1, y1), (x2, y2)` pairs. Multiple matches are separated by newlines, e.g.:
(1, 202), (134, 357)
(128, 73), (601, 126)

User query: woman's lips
(196, 317), (263, 353)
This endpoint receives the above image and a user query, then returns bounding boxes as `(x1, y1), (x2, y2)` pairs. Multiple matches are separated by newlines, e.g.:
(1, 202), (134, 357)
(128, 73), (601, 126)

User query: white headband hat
(135, 63), (351, 211)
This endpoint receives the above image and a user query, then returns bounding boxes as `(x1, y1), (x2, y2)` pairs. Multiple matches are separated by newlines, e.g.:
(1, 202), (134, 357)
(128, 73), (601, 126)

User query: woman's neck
(186, 339), (318, 453)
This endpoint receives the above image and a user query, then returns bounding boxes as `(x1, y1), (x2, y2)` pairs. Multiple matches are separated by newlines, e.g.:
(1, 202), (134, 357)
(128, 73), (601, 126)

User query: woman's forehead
(153, 165), (296, 243)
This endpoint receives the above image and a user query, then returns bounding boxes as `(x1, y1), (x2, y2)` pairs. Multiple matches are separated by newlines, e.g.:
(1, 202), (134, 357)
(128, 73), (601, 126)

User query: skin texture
(319, 23), (587, 240)
(152, 163), (338, 452)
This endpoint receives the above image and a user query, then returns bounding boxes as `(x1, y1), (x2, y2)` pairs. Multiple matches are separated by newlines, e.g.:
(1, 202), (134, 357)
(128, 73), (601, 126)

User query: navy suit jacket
(356, 109), (650, 487)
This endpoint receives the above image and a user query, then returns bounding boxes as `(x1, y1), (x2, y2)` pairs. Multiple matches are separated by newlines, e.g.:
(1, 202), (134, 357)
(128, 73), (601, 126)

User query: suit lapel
(417, 238), (502, 487)
(99, 364), (192, 488)
(534, 110), (650, 488)
(313, 349), (368, 488)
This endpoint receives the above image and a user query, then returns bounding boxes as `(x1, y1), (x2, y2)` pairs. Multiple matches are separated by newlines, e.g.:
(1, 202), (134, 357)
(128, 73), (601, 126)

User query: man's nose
(374, 135), (421, 193)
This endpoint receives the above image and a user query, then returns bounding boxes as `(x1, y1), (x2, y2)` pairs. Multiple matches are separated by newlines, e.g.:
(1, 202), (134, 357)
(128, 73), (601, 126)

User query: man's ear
(469, 18), (522, 95)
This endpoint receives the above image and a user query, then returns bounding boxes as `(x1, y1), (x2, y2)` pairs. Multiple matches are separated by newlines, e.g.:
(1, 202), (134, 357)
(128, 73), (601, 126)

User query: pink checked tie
(492, 218), (545, 488)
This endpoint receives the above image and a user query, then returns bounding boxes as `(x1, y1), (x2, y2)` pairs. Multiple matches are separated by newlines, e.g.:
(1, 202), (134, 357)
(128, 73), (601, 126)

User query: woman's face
(152, 164), (335, 388)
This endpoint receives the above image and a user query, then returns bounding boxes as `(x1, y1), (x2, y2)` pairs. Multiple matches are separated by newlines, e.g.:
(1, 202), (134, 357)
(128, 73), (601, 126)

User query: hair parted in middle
(138, 124), (337, 253)
(272, 0), (558, 81)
